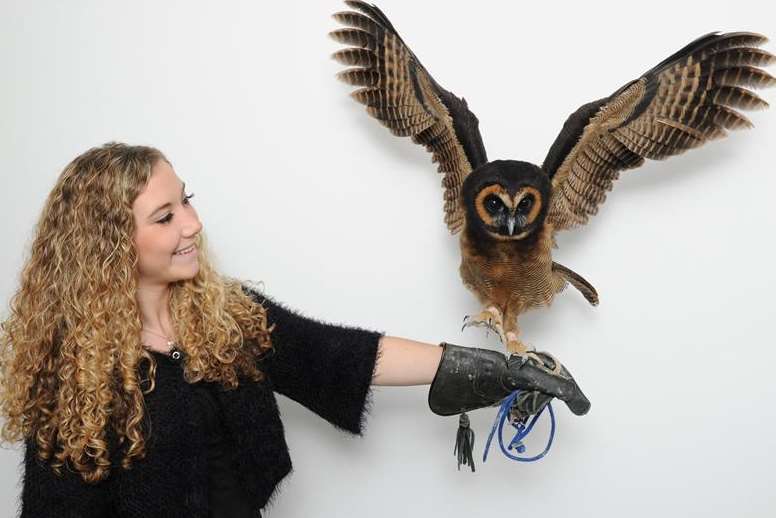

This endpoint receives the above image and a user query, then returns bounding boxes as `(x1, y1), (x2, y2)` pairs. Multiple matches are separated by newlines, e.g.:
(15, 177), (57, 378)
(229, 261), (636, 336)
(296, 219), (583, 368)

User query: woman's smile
(173, 243), (197, 257)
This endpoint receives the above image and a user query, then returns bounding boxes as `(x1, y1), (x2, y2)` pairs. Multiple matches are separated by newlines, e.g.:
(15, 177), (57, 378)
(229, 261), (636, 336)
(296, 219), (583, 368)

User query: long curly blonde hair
(0, 142), (273, 483)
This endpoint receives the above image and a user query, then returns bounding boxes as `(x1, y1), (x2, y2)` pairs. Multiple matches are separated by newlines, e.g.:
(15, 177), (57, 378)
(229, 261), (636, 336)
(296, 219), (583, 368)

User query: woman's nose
(182, 209), (203, 237)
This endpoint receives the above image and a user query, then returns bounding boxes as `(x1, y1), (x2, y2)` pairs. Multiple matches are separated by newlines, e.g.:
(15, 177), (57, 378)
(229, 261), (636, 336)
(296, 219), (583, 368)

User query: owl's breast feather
(459, 224), (559, 310)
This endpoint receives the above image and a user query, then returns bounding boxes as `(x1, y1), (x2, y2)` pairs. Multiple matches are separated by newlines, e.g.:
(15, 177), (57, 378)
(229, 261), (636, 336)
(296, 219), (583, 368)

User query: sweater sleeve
(20, 438), (113, 518)
(242, 285), (383, 436)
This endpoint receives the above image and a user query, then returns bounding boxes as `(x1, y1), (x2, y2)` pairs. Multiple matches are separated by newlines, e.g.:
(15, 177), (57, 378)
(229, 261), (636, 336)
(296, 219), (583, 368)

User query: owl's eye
(484, 195), (503, 214)
(517, 195), (534, 214)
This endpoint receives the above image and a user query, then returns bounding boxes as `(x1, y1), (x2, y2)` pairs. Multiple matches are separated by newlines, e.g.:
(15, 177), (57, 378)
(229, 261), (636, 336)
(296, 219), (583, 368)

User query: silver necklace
(141, 327), (184, 361)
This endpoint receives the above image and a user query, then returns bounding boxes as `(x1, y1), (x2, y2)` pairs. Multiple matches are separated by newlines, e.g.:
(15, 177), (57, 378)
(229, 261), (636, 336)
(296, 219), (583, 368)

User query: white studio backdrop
(1, 1), (775, 517)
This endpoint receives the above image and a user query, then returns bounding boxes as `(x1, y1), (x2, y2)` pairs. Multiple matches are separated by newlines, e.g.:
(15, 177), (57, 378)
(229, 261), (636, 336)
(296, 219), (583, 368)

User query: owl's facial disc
(475, 184), (543, 240)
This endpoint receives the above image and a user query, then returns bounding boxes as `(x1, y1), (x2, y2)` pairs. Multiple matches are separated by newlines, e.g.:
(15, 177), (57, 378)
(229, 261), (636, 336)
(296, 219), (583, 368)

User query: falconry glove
(428, 342), (590, 470)
(429, 343), (590, 416)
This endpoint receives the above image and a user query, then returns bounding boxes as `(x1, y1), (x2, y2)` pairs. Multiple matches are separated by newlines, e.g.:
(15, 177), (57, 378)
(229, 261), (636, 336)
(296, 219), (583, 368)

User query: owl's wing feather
(543, 32), (775, 232)
(331, 1), (488, 234)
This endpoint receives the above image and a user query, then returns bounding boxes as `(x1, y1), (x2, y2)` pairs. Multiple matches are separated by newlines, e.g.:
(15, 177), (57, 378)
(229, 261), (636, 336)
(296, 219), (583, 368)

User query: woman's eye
(157, 193), (194, 224)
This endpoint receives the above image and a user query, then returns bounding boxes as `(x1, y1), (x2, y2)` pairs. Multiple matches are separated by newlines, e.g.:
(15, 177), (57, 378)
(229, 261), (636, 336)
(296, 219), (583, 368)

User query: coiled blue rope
(482, 390), (556, 463)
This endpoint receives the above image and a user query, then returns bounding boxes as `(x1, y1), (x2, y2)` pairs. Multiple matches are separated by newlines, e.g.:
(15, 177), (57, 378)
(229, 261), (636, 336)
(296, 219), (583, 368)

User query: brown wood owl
(330, 0), (774, 356)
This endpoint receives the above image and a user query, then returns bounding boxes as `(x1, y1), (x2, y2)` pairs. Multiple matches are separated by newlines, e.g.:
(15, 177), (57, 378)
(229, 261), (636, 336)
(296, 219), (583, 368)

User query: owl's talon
(462, 308), (506, 344)
(534, 351), (563, 375)
(510, 350), (564, 376)
(461, 315), (470, 332)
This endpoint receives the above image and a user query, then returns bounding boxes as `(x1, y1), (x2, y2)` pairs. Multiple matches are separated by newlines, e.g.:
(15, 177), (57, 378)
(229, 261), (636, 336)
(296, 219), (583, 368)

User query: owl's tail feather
(552, 262), (599, 306)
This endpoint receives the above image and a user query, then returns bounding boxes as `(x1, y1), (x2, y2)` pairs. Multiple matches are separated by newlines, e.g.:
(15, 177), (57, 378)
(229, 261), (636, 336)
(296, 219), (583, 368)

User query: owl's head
(462, 160), (551, 241)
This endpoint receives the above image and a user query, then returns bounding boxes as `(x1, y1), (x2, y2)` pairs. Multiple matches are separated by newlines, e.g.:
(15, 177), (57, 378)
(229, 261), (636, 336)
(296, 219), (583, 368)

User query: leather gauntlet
(428, 342), (590, 417)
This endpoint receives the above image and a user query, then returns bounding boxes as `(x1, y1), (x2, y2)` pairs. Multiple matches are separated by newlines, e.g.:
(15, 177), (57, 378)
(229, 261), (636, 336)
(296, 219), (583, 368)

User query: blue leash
(482, 390), (556, 463)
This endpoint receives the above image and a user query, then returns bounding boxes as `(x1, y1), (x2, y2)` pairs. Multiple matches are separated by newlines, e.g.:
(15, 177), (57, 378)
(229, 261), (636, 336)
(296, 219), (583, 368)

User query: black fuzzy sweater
(18, 286), (382, 517)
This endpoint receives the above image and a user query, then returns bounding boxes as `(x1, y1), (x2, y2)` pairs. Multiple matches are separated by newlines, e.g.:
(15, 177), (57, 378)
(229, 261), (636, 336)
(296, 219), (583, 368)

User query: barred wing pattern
(331, 0), (488, 234)
(543, 32), (775, 232)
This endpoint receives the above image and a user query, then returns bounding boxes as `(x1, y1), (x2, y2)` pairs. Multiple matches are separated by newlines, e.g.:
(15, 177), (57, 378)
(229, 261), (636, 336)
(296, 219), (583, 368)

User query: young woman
(0, 142), (588, 517)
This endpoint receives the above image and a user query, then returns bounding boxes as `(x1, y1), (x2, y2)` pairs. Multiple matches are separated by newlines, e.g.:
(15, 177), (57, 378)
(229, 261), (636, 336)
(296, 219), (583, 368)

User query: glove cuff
(428, 342), (510, 416)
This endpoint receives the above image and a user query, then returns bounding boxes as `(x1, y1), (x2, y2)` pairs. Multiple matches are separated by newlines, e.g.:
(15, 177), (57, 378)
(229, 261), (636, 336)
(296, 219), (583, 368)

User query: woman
(0, 142), (588, 517)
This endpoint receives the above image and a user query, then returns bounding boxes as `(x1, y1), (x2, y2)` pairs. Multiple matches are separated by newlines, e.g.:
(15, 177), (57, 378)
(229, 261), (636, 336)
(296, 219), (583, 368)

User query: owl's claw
(462, 307), (507, 343)
(461, 315), (470, 333)
(509, 348), (564, 376)
(485, 318), (493, 338)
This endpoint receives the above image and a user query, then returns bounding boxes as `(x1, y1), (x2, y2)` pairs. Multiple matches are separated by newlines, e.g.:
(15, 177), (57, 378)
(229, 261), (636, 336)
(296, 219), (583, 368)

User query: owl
(330, 1), (774, 358)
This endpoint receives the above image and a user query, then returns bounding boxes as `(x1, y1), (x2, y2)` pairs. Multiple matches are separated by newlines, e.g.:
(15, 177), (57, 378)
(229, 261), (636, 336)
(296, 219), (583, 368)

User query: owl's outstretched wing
(543, 32), (774, 232)
(331, 1), (488, 234)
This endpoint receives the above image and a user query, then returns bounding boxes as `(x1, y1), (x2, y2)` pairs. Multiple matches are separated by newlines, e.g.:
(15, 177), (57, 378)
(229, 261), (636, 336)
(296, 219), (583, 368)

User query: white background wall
(1, 1), (775, 517)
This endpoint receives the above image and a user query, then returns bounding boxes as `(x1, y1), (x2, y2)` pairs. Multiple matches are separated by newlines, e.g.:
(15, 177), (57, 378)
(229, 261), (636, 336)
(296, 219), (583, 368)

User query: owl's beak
(506, 216), (516, 236)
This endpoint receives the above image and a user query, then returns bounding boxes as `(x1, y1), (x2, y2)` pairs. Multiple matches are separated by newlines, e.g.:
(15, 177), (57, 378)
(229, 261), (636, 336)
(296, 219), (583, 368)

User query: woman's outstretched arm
(372, 336), (443, 386)
(374, 337), (591, 417)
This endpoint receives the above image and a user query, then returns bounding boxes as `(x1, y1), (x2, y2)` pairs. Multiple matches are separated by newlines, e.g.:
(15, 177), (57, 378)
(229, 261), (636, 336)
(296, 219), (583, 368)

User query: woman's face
(132, 160), (203, 288)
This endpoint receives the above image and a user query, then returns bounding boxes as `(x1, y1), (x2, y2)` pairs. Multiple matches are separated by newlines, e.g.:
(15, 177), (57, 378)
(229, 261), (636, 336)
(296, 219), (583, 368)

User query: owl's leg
(500, 305), (525, 354)
(503, 316), (563, 375)
(462, 306), (508, 344)
(504, 332), (527, 354)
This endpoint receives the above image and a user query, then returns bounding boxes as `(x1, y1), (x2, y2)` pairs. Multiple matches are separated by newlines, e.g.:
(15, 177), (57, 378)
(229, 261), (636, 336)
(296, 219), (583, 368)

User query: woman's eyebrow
(147, 182), (186, 219)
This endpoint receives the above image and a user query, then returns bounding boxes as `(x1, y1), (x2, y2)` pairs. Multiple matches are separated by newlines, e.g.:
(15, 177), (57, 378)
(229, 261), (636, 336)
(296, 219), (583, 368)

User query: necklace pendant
(168, 341), (184, 361)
